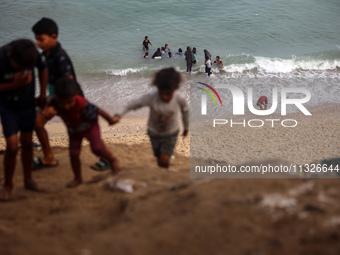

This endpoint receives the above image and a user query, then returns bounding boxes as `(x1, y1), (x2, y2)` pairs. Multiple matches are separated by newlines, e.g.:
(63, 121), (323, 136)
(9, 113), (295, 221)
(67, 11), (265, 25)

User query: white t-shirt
(118, 90), (189, 135)
(206, 59), (212, 68)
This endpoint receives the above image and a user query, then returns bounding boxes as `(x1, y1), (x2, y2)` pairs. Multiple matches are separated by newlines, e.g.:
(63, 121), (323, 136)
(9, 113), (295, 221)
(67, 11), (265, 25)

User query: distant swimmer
(257, 96), (268, 110)
(142, 36), (153, 51)
(152, 48), (162, 59)
(214, 56), (224, 69)
(176, 48), (183, 55)
(143, 52), (149, 59)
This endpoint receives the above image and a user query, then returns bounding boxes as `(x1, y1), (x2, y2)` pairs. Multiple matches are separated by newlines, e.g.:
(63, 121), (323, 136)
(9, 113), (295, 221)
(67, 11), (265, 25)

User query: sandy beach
(0, 104), (340, 254)
(191, 103), (340, 165)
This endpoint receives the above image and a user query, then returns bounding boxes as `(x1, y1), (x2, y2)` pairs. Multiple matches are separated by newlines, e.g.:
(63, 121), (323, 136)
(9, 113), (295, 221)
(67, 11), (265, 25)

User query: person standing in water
(142, 36), (153, 51)
(184, 46), (193, 73)
(192, 47), (197, 65)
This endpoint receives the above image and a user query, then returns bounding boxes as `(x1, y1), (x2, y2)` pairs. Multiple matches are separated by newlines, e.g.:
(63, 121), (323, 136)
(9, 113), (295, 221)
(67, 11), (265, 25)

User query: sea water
(1, 0), (340, 120)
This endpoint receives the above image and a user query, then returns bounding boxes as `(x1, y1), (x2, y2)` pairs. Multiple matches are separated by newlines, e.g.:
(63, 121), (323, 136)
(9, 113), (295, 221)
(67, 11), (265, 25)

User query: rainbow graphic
(196, 82), (223, 106)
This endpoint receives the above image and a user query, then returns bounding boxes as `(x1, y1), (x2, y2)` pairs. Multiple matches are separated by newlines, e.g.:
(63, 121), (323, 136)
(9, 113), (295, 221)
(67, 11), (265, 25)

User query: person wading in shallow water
(142, 36), (153, 51)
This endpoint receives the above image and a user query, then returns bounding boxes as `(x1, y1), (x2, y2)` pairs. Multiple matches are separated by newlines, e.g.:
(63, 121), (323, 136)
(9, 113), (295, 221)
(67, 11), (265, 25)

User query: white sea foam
(105, 67), (148, 76)
(103, 54), (340, 79)
(224, 55), (340, 75)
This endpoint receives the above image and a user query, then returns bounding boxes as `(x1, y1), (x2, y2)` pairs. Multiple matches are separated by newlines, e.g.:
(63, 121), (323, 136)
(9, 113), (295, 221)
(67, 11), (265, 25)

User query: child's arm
(82, 101), (115, 125)
(178, 94), (189, 136)
(112, 114), (121, 123)
(44, 97), (58, 120)
(37, 67), (48, 107)
(42, 105), (58, 120)
(98, 107), (116, 125)
(0, 71), (32, 92)
(110, 94), (152, 125)
(116, 93), (152, 117)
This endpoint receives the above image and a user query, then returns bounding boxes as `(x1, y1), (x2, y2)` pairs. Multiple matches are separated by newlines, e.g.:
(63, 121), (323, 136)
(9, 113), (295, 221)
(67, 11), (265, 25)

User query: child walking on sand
(48, 77), (121, 187)
(113, 67), (189, 168)
(0, 39), (48, 200)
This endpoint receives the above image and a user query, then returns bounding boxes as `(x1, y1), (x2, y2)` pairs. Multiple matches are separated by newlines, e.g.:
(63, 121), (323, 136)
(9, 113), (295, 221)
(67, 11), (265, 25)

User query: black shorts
(147, 130), (179, 157)
(0, 105), (36, 138)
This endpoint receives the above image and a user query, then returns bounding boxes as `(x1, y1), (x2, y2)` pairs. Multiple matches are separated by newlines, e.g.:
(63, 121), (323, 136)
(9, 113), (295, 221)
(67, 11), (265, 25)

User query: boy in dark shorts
(0, 39), (48, 200)
(32, 17), (84, 169)
(257, 96), (268, 110)
(113, 67), (189, 168)
(49, 77), (121, 187)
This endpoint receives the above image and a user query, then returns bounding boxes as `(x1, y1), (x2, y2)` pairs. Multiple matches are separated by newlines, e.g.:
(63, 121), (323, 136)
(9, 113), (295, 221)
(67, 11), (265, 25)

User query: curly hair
(152, 67), (182, 91)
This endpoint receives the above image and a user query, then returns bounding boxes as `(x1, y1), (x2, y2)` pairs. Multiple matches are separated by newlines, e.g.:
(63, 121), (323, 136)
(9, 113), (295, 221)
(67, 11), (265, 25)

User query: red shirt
(51, 95), (98, 134)
(258, 96), (268, 104)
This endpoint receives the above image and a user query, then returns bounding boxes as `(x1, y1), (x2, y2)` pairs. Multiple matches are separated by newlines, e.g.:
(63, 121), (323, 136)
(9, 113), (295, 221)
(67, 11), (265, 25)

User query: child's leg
(68, 149), (82, 188)
(20, 131), (42, 191)
(95, 144), (121, 173)
(158, 131), (179, 168)
(158, 153), (170, 168)
(67, 135), (83, 188)
(86, 124), (121, 173)
(34, 108), (58, 166)
(1, 134), (19, 201)
(148, 131), (178, 169)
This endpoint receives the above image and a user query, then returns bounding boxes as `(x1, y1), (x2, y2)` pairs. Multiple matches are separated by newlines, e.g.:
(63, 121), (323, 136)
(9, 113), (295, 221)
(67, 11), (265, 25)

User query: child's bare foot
(24, 180), (44, 192)
(109, 158), (121, 174)
(66, 178), (82, 188)
(0, 185), (12, 201)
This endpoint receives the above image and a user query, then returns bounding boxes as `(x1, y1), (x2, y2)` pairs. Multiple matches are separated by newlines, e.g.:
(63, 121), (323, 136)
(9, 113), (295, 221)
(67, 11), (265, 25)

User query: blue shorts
(0, 105), (36, 138)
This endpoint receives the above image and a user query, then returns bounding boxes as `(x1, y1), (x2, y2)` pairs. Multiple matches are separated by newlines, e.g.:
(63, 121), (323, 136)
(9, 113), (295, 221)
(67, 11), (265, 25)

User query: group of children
(203, 49), (224, 77)
(142, 36), (172, 59)
(0, 19), (189, 201)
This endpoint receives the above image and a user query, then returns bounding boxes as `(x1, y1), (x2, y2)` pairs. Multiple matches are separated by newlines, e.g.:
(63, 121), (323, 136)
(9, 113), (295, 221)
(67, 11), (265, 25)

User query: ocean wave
(223, 53), (340, 74)
(103, 51), (340, 78)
